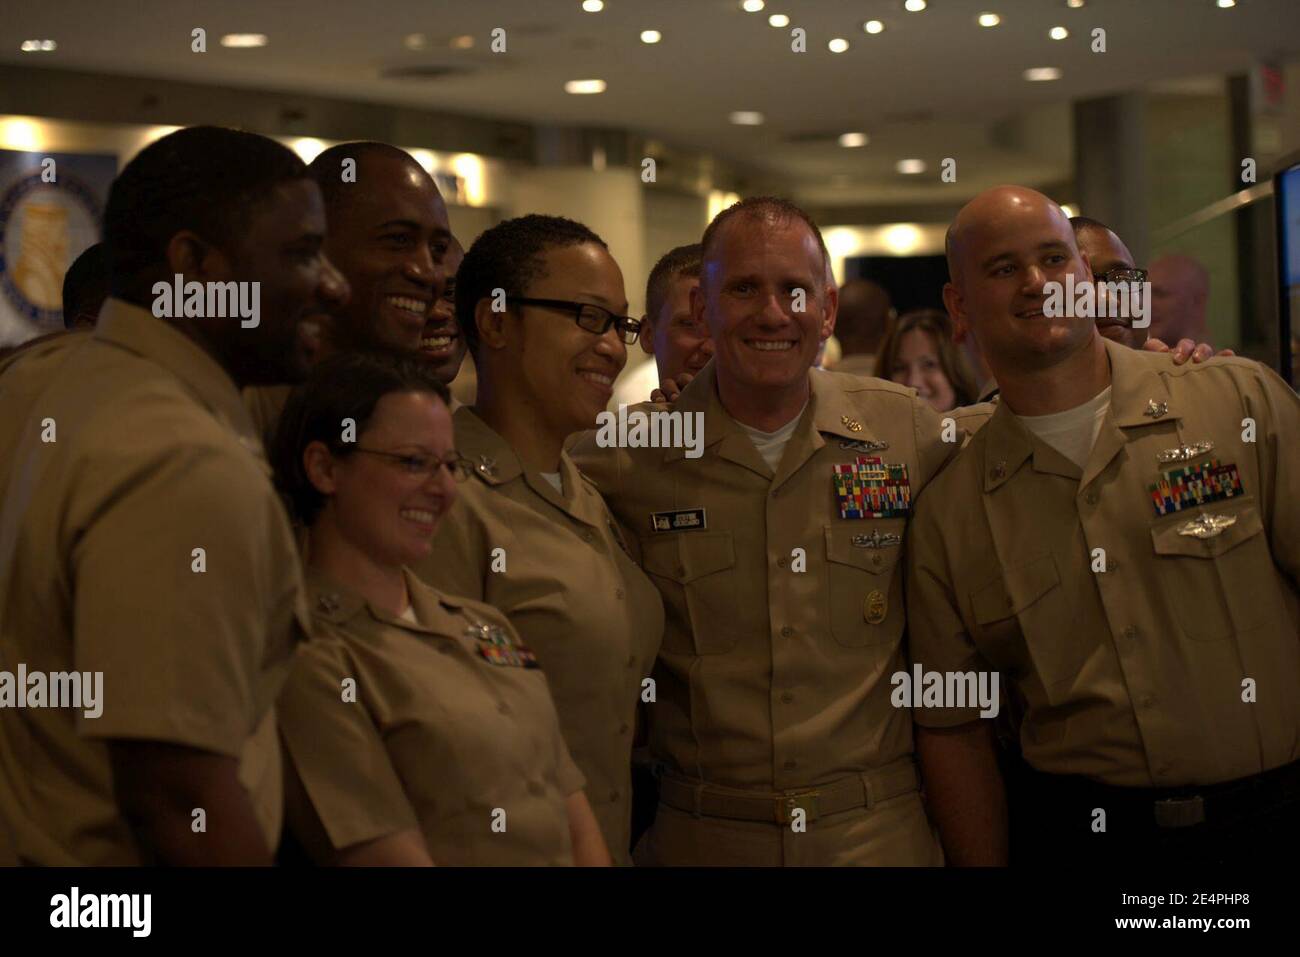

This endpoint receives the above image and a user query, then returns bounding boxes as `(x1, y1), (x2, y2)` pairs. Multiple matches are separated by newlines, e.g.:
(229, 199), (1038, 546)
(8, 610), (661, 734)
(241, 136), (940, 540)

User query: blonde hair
(874, 309), (978, 409)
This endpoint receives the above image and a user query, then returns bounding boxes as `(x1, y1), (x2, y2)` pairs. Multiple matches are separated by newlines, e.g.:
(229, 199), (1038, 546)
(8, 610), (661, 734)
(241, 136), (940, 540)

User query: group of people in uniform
(0, 124), (1296, 867)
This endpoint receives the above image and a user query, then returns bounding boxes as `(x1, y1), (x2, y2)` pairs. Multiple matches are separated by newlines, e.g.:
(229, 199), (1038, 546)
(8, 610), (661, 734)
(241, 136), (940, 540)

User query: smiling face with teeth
(943, 186), (1096, 376)
(318, 151), (452, 355)
(696, 216), (835, 427)
(419, 236), (467, 384)
(311, 390), (459, 569)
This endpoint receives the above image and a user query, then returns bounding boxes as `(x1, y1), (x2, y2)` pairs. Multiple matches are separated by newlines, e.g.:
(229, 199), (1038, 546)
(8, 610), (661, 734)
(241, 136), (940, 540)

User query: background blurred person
(830, 278), (894, 376)
(420, 234), (470, 405)
(1070, 216), (1149, 350)
(273, 350), (608, 866)
(1149, 253), (1211, 346)
(874, 308), (978, 412)
(62, 242), (109, 331)
(640, 243), (712, 383)
(417, 214), (664, 863)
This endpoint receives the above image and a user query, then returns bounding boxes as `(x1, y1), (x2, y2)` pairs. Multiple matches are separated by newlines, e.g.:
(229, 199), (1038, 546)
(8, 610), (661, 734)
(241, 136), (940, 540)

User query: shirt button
(872, 554), (883, 567)
(783, 758), (797, 770)
(583, 530), (595, 543)
(780, 692), (794, 704)
(615, 588), (625, 600)
(1085, 491), (1099, 505)
(626, 655), (636, 668)
(777, 557), (788, 568)
(528, 781), (545, 796)
(780, 626), (794, 637)
(618, 722), (630, 735)
(497, 702), (511, 715)
(608, 789), (620, 803)
(675, 565), (686, 577)
(1140, 694), (1157, 709)
(1122, 626), (1138, 641)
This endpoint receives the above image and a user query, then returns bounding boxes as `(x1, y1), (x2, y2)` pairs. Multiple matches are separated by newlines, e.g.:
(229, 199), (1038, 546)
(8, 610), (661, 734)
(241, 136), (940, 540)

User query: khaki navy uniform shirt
(907, 338), (1300, 787)
(278, 569), (586, 866)
(243, 384), (292, 456)
(0, 299), (307, 864)
(416, 407), (664, 860)
(572, 364), (977, 799)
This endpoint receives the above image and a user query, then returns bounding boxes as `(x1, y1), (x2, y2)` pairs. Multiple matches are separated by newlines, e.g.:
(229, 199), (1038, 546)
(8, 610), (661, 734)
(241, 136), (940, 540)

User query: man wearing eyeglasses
(414, 214), (665, 864)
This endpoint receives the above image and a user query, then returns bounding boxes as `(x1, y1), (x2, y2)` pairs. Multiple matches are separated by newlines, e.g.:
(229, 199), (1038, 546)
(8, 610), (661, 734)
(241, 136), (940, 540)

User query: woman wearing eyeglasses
(413, 214), (665, 864)
(271, 349), (610, 866)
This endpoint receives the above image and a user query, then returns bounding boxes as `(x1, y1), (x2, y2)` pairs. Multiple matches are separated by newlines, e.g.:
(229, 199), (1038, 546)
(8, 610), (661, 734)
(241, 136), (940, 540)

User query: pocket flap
(641, 531), (735, 584)
(971, 556), (1061, 625)
(1150, 500), (1263, 559)
(823, 525), (901, 576)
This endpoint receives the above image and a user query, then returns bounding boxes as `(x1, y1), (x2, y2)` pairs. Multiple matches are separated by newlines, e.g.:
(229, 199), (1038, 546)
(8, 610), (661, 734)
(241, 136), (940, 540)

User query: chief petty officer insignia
(465, 619), (540, 669)
(1147, 458), (1244, 517)
(832, 456), (911, 520)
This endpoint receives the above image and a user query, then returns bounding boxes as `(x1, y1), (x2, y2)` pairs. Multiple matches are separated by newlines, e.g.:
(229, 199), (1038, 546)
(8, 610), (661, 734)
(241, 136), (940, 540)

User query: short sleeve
(71, 439), (296, 755)
(277, 639), (420, 852)
(904, 498), (990, 727)
(1247, 363), (1300, 590)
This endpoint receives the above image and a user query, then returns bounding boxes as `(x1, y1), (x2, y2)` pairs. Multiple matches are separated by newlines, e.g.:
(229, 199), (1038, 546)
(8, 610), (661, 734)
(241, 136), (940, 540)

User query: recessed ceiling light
(828, 38), (849, 53)
(839, 132), (869, 148)
(1024, 67), (1062, 81)
(582, 0), (604, 11)
(1216, 0), (1236, 7)
(729, 111), (765, 125)
(220, 33), (268, 48)
(404, 33), (426, 50)
(978, 13), (1002, 27)
(864, 20), (885, 34)
(640, 30), (662, 43)
(1066, 0), (1086, 7)
(450, 34), (475, 49)
(768, 13), (790, 27)
(904, 0), (927, 11)
(565, 79), (607, 94)
(1049, 26), (1070, 39)
(742, 0), (766, 12)
(20, 39), (57, 52)
(896, 158), (927, 175)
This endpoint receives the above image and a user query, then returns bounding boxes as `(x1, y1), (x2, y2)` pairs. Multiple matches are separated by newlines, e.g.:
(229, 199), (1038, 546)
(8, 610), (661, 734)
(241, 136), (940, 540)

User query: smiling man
(1070, 216), (1149, 350)
(573, 197), (983, 866)
(243, 141), (454, 447)
(908, 186), (1300, 866)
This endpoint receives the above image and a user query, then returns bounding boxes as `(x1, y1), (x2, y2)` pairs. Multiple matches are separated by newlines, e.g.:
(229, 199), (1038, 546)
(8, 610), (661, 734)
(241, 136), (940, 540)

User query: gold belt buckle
(776, 789), (819, 825)
(1153, 795), (1205, 828)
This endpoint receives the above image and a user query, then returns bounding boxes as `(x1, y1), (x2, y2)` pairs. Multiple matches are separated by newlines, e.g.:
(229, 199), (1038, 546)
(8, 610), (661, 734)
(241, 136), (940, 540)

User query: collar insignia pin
(840, 415), (863, 433)
(1144, 400), (1169, 419)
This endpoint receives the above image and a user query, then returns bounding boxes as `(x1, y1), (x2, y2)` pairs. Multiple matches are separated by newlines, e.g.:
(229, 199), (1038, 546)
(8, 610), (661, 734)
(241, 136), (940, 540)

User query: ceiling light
(220, 33), (268, 48)
(20, 39), (57, 52)
(1216, 0), (1236, 7)
(768, 14), (789, 27)
(904, 0), (927, 11)
(404, 33), (426, 50)
(828, 38), (849, 53)
(896, 158), (926, 175)
(1060, 203), (1080, 218)
(582, 0), (604, 11)
(729, 111), (765, 125)
(565, 79), (607, 94)
(978, 13), (1001, 27)
(289, 138), (328, 163)
(1049, 26), (1069, 39)
(864, 20), (885, 34)
(1066, 0), (1086, 7)
(742, 0), (766, 11)
(640, 30), (662, 43)
(1024, 67), (1062, 81)
(839, 132), (869, 147)
(882, 224), (924, 255)
(450, 34), (475, 49)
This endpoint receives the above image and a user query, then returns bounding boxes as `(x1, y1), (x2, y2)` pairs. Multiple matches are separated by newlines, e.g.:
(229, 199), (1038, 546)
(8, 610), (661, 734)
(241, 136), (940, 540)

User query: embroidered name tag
(1148, 459), (1244, 516)
(833, 456), (911, 519)
(651, 508), (707, 532)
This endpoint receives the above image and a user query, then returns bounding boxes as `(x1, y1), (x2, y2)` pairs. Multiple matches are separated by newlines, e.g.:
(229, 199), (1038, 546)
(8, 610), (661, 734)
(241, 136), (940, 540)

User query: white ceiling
(3, 0), (1299, 205)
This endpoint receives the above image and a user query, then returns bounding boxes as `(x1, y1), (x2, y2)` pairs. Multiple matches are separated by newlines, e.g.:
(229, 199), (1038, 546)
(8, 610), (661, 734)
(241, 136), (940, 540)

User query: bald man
(832, 279), (894, 376)
(1149, 253), (1210, 346)
(907, 185), (1300, 867)
(243, 142), (454, 446)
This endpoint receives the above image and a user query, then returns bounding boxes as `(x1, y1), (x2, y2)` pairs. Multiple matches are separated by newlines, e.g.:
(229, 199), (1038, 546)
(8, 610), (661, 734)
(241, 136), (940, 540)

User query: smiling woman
(412, 214), (665, 863)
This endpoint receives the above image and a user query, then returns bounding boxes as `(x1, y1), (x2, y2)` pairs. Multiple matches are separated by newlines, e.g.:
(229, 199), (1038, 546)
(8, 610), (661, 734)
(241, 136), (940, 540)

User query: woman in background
(875, 308), (978, 413)
(272, 350), (609, 866)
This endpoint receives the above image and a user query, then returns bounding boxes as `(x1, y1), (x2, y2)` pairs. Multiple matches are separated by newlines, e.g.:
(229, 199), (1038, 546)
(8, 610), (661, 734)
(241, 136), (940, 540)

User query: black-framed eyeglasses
(1095, 266), (1148, 284)
(352, 447), (475, 482)
(511, 296), (642, 345)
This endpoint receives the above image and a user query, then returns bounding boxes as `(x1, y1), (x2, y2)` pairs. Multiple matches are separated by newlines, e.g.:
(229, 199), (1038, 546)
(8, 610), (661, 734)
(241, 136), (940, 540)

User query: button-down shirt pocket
(971, 556), (1080, 701)
(640, 531), (740, 655)
(1149, 498), (1269, 641)
(823, 525), (905, 648)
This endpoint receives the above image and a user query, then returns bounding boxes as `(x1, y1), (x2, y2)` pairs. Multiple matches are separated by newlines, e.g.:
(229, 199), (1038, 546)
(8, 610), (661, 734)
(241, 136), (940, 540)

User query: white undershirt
(399, 604), (418, 624)
(539, 471), (564, 494)
(738, 402), (808, 473)
(1015, 386), (1112, 471)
